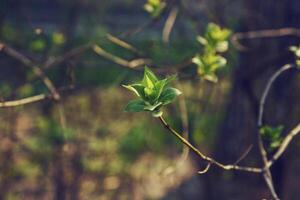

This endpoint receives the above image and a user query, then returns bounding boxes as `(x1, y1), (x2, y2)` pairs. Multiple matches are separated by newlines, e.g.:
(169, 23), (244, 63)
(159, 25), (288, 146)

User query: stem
(158, 115), (262, 173)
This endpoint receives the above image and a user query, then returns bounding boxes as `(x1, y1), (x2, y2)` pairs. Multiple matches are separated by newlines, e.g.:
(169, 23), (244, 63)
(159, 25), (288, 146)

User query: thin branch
(231, 28), (300, 50)
(162, 7), (179, 44)
(267, 123), (300, 168)
(258, 133), (279, 200)
(92, 44), (151, 68)
(42, 44), (91, 69)
(0, 42), (60, 100)
(0, 94), (47, 108)
(258, 64), (295, 127)
(106, 34), (141, 56)
(175, 81), (190, 161)
(0, 85), (73, 108)
(120, 16), (160, 38)
(198, 162), (211, 174)
(257, 63), (295, 200)
(234, 145), (253, 165)
(158, 115), (262, 173)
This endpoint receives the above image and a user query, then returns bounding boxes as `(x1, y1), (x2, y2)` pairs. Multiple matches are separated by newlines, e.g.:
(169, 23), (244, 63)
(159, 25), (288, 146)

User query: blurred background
(0, 0), (300, 199)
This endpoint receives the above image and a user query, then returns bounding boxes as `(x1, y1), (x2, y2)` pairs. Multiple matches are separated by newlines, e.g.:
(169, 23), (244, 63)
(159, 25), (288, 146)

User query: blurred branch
(231, 28), (300, 51)
(162, 7), (179, 44)
(174, 81), (190, 160)
(233, 145), (253, 165)
(0, 42), (60, 100)
(120, 16), (160, 38)
(92, 44), (151, 68)
(0, 85), (73, 108)
(0, 94), (47, 107)
(106, 34), (142, 56)
(43, 44), (91, 70)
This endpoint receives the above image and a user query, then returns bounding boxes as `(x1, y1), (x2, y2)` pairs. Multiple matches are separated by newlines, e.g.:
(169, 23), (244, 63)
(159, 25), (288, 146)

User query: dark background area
(0, 0), (300, 199)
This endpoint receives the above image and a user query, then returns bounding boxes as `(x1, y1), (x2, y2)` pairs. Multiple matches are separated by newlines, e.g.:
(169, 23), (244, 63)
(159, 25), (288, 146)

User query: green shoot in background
(192, 23), (231, 82)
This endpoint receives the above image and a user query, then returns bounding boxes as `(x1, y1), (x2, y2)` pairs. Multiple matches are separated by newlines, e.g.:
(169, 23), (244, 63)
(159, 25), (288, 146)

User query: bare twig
(106, 34), (141, 56)
(267, 123), (300, 168)
(43, 44), (91, 69)
(198, 162), (211, 174)
(257, 63), (296, 200)
(0, 42), (60, 100)
(0, 94), (47, 108)
(231, 28), (300, 50)
(258, 64), (295, 127)
(0, 85), (73, 108)
(92, 44), (151, 68)
(158, 115), (262, 173)
(162, 7), (179, 44)
(234, 145), (253, 165)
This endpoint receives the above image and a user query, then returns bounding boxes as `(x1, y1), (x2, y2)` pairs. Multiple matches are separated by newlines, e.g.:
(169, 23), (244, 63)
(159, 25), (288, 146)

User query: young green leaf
(159, 87), (182, 105)
(123, 66), (181, 117)
(124, 99), (146, 112)
(122, 84), (145, 98)
(143, 66), (158, 85)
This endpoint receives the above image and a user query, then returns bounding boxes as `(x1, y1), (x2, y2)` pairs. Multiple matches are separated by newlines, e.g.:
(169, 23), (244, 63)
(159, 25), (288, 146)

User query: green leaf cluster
(289, 45), (300, 67)
(144, 0), (166, 17)
(192, 23), (231, 82)
(123, 66), (181, 117)
(260, 125), (284, 151)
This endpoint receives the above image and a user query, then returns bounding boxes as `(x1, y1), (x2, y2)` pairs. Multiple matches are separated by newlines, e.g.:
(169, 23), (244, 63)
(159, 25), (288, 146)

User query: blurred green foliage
(144, 0), (166, 17)
(260, 125), (284, 151)
(193, 23), (231, 82)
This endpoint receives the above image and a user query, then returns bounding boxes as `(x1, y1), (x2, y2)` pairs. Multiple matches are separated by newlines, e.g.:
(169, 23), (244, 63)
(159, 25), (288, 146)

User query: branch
(106, 34), (141, 56)
(42, 44), (91, 70)
(0, 94), (47, 108)
(0, 85), (73, 108)
(92, 44), (151, 68)
(162, 7), (179, 44)
(158, 115), (262, 173)
(257, 63), (296, 200)
(0, 42), (60, 100)
(258, 64), (295, 127)
(231, 28), (300, 50)
(268, 123), (300, 168)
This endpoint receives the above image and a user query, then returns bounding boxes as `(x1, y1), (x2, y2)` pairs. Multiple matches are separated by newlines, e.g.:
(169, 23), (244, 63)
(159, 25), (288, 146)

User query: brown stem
(158, 115), (262, 173)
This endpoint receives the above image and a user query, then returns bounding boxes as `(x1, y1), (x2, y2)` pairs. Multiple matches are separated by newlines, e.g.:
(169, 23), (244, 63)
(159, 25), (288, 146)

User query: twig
(258, 64), (295, 127)
(198, 162), (211, 174)
(0, 42), (60, 100)
(162, 7), (179, 44)
(92, 44), (151, 68)
(0, 94), (47, 108)
(158, 115), (262, 173)
(42, 44), (91, 70)
(0, 85), (73, 108)
(257, 63), (295, 200)
(106, 34), (141, 56)
(175, 81), (190, 161)
(231, 28), (300, 51)
(267, 123), (300, 168)
(234, 145), (253, 165)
